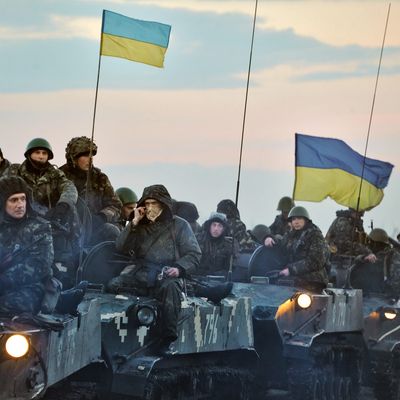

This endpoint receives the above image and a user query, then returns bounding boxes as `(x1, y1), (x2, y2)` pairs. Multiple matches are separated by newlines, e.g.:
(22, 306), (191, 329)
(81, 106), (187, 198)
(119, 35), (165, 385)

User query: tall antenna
(356, 3), (391, 212)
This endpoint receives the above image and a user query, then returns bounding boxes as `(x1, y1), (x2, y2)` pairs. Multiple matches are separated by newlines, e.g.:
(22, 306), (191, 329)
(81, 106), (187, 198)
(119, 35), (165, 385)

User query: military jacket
(381, 248), (400, 296)
(7, 161), (77, 212)
(0, 214), (53, 305)
(325, 210), (371, 257)
(196, 232), (237, 276)
(116, 215), (201, 275)
(60, 164), (121, 222)
(269, 214), (291, 236)
(276, 222), (329, 284)
(0, 159), (10, 177)
(227, 218), (258, 253)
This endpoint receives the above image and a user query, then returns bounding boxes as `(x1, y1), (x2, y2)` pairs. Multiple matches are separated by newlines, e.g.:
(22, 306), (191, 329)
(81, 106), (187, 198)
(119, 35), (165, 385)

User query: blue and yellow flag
(100, 10), (171, 68)
(293, 133), (394, 210)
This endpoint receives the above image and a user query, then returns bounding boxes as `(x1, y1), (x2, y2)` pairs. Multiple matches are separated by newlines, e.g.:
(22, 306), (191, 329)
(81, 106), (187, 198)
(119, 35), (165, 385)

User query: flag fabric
(293, 133), (394, 210)
(101, 10), (171, 68)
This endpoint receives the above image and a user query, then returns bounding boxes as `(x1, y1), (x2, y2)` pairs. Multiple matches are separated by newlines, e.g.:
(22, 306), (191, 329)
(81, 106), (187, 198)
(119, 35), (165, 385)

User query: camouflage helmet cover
(277, 196), (295, 212)
(24, 138), (54, 160)
(65, 136), (97, 162)
(368, 228), (389, 245)
(116, 187), (138, 205)
(288, 206), (310, 220)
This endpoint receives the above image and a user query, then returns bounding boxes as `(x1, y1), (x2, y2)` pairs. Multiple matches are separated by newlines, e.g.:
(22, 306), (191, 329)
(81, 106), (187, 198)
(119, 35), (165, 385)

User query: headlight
(383, 309), (397, 320)
(296, 293), (312, 309)
(5, 334), (30, 358)
(136, 306), (156, 326)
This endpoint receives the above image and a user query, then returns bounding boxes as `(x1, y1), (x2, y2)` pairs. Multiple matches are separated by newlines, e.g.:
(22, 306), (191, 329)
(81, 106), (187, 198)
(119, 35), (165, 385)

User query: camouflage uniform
(173, 201), (202, 234)
(0, 177), (53, 316)
(0, 158), (11, 177)
(275, 221), (329, 286)
(110, 184), (201, 342)
(216, 199), (258, 253)
(196, 213), (238, 277)
(60, 137), (122, 244)
(269, 214), (291, 236)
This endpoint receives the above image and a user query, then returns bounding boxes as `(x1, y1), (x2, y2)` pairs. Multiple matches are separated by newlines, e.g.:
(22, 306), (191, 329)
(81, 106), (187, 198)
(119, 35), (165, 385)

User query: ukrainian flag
(293, 133), (394, 210)
(101, 10), (171, 68)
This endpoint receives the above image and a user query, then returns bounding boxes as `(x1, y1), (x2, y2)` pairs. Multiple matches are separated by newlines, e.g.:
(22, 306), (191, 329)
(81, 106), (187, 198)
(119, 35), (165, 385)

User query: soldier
(196, 212), (238, 277)
(115, 187), (138, 230)
(173, 200), (201, 234)
(0, 148), (11, 177)
(269, 196), (295, 236)
(264, 206), (329, 291)
(0, 176), (53, 315)
(249, 224), (271, 245)
(108, 184), (201, 356)
(60, 136), (122, 244)
(216, 199), (257, 253)
(325, 208), (376, 286)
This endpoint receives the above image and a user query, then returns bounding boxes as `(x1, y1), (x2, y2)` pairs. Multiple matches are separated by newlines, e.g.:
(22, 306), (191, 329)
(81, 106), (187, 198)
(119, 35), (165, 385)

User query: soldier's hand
(264, 237), (275, 247)
(364, 253), (377, 263)
(165, 267), (180, 278)
(279, 268), (290, 277)
(132, 207), (146, 225)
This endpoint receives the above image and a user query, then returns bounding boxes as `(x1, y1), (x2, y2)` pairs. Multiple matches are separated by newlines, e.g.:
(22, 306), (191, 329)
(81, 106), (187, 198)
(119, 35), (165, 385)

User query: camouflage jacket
(275, 222), (329, 284)
(116, 214), (201, 275)
(196, 231), (238, 277)
(380, 248), (400, 297)
(269, 214), (291, 236)
(0, 214), (53, 297)
(227, 218), (258, 253)
(0, 159), (11, 177)
(6, 160), (78, 212)
(325, 210), (371, 257)
(60, 164), (121, 222)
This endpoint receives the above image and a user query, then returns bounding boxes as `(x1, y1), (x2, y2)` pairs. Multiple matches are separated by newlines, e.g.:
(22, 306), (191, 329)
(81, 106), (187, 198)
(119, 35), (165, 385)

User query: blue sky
(1, 0), (399, 234)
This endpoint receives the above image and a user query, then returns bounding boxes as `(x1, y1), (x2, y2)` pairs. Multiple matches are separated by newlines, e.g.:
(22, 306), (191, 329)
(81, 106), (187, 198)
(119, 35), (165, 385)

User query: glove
(92, 213), (107, 229)
(47, 202), (70, 225)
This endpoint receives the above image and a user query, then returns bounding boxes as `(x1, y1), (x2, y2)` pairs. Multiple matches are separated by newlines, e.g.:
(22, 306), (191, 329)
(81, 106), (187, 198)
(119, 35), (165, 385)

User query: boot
(194, 282), (233, 304)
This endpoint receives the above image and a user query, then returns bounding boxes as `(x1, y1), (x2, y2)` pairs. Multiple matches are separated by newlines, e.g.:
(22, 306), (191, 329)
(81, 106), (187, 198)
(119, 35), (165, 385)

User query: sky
(0, 0), (399, 236)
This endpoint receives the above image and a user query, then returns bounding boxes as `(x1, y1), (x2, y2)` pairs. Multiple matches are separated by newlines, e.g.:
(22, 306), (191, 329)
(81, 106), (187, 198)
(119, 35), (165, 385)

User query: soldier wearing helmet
(264, 206), (329, 290)
(115, 187), (138, 230)
(249, 224), (271, 245)
(60, 136), (121, 244)
(0, 148), (11, 177)
(269, 196), (295, 236)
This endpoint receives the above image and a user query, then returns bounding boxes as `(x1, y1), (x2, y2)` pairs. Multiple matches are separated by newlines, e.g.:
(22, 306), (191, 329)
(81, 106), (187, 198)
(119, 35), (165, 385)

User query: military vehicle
(350, 254), (400, 400)
(0, 297), (101, 400)
(81, 241), (258, 399)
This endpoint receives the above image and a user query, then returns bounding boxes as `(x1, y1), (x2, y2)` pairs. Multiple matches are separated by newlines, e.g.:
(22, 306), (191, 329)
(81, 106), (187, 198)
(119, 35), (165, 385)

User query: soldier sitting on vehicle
(216, 199), (257, 253)
(325, 208), (376, 286)
(269, 196), (295, 236)
(173, 200), (202, 234)
(0, 176), (54, 316)
(115, 187), (138, 230)
(249, 224), (271, 246)
(108, 184), (202, 356)
(196, 212), (238, 278)
(0, 148), (11, 177)
(264, 206), (329, 291)
(60, 136), (122, 245)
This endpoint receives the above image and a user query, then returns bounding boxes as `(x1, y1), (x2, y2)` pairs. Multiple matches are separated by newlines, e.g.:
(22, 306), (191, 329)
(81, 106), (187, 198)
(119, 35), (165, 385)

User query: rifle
(0, 236), (46, 273)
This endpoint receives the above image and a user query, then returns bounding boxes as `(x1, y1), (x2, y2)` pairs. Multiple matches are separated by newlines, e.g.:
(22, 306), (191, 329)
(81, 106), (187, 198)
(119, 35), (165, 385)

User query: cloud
(0, 15), (100, 40)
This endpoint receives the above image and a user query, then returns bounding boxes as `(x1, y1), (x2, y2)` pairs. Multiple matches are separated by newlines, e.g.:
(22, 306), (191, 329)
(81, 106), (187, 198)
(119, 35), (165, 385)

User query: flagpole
(77, 12), (104, 282)
(227, 0), (258, 282)
(355, 3), (391, 213)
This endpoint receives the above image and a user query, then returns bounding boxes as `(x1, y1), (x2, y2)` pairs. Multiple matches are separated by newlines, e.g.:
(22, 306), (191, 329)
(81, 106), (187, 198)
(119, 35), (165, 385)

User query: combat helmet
(24, 138), (54, 160)
(288, 206), (310, 221)
(251, 224), (271, 243)
(277, 196), (295, 212)
(116, 187), (138, 205)
(368, 228), (389, 245)
(65, 136), (97, 164)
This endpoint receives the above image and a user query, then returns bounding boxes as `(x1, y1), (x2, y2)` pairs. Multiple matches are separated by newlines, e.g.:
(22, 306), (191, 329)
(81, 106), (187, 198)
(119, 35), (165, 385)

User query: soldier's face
(210, 221), (224, 238)
(6, 193), (27, 219)
(122, 203), (136, 219)
(144, 199), (163, 222)
(76, 154), (91, 171)
(291, 217), (306, 230)
(30, 149), (48, 163)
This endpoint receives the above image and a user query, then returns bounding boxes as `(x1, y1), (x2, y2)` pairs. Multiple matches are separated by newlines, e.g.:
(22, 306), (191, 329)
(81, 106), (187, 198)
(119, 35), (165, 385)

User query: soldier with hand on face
(264, 206), (329, 291)
(60, 136), (122, 244)
(0, 148), (11, 177)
